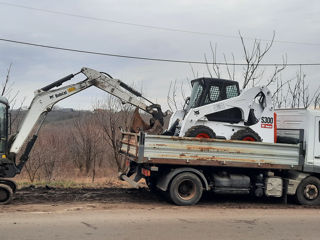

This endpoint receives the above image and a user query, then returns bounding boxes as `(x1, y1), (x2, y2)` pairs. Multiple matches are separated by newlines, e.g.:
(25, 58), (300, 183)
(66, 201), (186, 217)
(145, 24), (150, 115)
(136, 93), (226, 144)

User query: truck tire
(169, 172), (203, 206)
(296, 176), (320, 206)
(0, 184), (13, 205)
(184, 126), (216, 139)
(231, 128), (262, 142)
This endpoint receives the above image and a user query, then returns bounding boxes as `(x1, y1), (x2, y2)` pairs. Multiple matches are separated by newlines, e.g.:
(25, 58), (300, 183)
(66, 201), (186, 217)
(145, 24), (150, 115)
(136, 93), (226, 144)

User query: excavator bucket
(130, 108), (164, 135)
(130, 108), (150, 133)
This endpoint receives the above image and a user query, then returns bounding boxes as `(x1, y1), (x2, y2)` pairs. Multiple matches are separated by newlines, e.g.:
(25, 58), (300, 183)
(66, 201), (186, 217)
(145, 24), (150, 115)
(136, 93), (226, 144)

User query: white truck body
(120, 109), (320, 206)
(277, 109), (320, 172)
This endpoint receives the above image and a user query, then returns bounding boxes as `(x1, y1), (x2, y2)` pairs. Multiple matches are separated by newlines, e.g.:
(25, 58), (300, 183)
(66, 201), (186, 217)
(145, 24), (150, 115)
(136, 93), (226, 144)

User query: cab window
(226, 84), (239, 99)
(205, 85), (220, 104)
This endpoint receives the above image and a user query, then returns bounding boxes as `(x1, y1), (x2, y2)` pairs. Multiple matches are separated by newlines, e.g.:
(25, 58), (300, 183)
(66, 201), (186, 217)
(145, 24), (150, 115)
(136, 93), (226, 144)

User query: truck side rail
(120, 132), (302, 170)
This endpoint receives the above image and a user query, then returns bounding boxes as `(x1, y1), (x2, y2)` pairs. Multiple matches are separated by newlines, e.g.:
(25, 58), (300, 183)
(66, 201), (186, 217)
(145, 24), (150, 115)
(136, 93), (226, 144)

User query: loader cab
(187, 78), (240, 111)
(0, 97), (9, 155)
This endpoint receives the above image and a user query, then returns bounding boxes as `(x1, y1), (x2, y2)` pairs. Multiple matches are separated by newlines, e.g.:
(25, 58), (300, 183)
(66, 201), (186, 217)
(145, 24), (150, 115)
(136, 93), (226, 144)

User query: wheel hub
(196, 133), (210, 138)
(242, 136), (256, 141)
(304, 184), (319, 200)
(178, 180), (196, 200)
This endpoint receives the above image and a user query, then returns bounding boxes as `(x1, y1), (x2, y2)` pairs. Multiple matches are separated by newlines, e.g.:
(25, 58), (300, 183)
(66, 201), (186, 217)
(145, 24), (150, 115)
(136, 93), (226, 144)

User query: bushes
(18, 109), (128, 183)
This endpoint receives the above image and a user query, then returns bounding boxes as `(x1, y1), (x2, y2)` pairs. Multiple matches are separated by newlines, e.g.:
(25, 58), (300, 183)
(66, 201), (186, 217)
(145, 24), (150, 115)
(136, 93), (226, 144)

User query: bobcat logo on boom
(49, 90), (68, 99)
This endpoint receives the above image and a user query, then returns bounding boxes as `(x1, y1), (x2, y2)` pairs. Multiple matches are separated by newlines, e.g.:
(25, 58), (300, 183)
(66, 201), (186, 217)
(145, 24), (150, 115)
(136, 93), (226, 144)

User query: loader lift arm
(0, 67), (166, 180)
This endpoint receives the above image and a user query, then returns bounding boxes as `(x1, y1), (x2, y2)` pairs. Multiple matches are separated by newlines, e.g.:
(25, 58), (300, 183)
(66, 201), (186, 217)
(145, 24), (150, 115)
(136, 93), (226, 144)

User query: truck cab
(277, 108), (320, 173)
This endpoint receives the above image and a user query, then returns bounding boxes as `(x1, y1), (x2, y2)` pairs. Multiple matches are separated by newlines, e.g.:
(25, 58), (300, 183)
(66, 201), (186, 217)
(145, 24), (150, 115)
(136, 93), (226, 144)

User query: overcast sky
(0, 0), (319, 110)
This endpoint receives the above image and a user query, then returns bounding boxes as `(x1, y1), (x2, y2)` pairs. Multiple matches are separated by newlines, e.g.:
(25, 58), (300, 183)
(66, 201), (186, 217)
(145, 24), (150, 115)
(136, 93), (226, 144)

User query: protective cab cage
(189, 78), (240, 108)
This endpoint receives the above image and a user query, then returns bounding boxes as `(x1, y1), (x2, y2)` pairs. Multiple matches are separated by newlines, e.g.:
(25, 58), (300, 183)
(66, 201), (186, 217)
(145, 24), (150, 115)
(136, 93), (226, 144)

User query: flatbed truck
(119, 109), (320, 206)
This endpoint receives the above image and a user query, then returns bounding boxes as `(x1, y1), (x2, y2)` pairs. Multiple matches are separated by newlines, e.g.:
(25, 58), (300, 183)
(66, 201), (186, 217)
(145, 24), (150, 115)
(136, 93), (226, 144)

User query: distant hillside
(11, 107), (170, 128)
(11, 108), (91, 128)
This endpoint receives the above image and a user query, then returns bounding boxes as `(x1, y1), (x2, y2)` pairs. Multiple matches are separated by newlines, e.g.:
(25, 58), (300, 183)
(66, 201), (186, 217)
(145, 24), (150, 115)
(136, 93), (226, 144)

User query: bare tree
(204, 42), (221, 79)
(164, 33), (288, 112)
(24, 147), (42, 183)
(272, 76), (295, 108)
(70, 113), (104, 182)
(1, 64), (25, 131)
(40, 129), (61, 181)
(94, 96), (133, 173)
(240, 32), (273, 88)
(240, 32), (288, 89)
(202, 32), (287, 90)
(284, 67), (320, 109)
(167, 80), (179, 112)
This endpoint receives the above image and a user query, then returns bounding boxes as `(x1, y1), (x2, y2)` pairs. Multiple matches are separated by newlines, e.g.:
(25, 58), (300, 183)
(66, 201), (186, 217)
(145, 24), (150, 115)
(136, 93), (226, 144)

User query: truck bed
(120, 132), (302, 170)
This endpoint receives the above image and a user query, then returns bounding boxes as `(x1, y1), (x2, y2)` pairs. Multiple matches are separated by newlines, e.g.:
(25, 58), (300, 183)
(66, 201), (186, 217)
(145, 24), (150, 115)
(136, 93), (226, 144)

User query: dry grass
(15, 176), (131, 189)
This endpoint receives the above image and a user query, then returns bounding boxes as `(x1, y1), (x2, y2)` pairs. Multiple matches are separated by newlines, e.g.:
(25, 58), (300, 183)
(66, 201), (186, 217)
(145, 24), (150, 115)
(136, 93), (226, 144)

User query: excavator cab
(0, 97), (9, 157)
(0, 96), (16, 205)
(187, 78), (240, 111)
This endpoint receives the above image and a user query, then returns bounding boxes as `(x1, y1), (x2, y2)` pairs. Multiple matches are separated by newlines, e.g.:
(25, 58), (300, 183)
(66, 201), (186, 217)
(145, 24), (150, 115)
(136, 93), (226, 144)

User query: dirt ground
(1, 186), (320, 212)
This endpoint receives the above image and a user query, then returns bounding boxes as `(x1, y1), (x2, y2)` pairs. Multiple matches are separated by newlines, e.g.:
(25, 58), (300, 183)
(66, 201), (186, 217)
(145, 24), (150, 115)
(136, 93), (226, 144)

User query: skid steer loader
(165, 77), (275, 143)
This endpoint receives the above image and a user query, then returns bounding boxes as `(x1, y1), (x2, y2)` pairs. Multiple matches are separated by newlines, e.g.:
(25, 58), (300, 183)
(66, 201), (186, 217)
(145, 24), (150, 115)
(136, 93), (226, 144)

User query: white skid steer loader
(165, 78), (276, 143)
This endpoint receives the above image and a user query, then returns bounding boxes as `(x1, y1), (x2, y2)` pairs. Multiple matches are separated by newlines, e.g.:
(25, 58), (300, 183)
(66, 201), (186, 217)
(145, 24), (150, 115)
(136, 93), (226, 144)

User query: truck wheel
(231, 129), (262, 142)
(0, 184), (13, 205)
(296, 176), (320, 206)
(184, 126), (216, 139)
(169, 172), (203, 206)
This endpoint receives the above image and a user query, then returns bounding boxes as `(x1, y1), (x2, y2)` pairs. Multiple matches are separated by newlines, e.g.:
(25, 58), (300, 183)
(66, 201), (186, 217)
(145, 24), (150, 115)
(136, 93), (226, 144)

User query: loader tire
(184, 126), (216, 139)
(0, 184), (13, 205)
(169, 172), (203, 206)
(231, 128), (262, 142)
(296, 176), (320, 206)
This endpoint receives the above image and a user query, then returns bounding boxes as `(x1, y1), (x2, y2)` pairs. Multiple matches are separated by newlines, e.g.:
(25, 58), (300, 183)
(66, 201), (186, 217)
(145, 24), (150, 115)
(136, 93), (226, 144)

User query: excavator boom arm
(9, 67), (162, 156)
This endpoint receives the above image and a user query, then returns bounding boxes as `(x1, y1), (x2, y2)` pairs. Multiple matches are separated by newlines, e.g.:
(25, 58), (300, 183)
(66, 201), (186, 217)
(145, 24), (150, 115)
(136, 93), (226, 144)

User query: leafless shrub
(94, 96), (133, 173)
(167, 80), (179, 111)
(24, 148), (42, 183)
(70, 113), (104, 182)
(284, 67), (320, 109)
